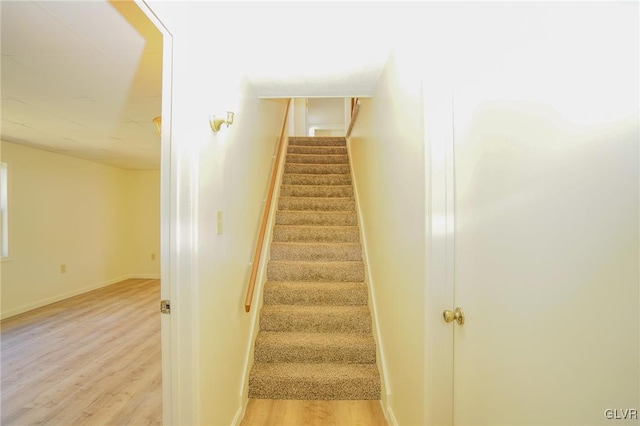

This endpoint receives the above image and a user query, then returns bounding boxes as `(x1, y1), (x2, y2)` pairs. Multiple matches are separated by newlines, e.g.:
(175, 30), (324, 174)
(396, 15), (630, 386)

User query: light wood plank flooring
(1, 278), (162, 425)
(240, 399), (388, 426)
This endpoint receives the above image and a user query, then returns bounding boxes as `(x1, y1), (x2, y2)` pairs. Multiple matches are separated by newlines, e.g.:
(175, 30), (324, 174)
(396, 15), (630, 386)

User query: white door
(447, 4), (639, 424)
(452, 94), (639, 425)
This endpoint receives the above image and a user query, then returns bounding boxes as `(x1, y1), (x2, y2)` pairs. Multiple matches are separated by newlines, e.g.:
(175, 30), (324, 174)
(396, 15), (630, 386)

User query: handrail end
(245, 304), (251, 313)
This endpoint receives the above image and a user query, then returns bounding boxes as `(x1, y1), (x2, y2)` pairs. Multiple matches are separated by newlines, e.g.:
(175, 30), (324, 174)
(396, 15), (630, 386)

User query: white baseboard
(129, 274), (161, 280)
(386, 403), (399, 426)
(232, 397), (249, 426)
(1, 274), (159, 320)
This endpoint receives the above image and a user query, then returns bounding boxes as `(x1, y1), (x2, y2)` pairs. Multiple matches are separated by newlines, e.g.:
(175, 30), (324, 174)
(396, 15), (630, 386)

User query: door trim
(131, 2), (179, 424)
(423, 86), (456, 425)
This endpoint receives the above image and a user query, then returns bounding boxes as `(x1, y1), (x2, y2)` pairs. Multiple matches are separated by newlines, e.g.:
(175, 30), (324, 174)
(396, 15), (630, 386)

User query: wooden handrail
(345, 97), (360, 138)
(245, 98), (291, 312)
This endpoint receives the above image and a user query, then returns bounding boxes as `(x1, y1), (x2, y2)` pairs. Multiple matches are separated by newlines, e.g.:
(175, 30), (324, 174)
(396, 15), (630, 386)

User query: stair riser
(254, 344), (376, 364)
(272, 227), (359, 243)
(289, 138), (346, 147)
(285, 164), (350, 175)
(279, 198), (355, 211)
(270, 243), (362, 261)
(287, 154), (349, 165)
(288, 146), (347, 155)
(280, 185), (353, 198)
(260, 311), (371, 333)
(267, 262), (365, 282)
(276, 211), (357, 226)
(263, 284), (368, 306)
(282, 174), (352, 186)
(248, 377), (380, 400)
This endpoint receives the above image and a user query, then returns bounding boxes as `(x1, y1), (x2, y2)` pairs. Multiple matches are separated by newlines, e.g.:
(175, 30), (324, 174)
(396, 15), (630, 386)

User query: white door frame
(131, 2), (179, 424)
(423, 87), (456, 425)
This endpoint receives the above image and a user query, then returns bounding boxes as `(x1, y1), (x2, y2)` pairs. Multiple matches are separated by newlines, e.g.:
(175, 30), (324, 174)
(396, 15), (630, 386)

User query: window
(1, 162), (8, 259)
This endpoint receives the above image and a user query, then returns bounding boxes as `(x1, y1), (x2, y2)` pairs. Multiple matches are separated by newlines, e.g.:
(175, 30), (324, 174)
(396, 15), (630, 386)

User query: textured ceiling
(1, 1), (393, 170)
(1, 0), (163, 170)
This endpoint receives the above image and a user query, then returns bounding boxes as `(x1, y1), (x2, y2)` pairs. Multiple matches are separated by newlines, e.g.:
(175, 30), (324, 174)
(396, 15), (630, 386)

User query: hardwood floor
(1, 278), (162, 425)
(240, 399), (388, 426)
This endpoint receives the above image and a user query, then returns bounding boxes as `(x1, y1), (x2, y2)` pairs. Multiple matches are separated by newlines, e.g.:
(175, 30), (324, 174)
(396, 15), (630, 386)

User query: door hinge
(160, 300), (171, 314)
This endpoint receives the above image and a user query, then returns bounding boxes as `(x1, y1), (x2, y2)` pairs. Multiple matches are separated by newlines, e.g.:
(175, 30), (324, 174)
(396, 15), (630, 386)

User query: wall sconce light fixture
(153, 116), (162, 135)
(209, 111), (235, 132)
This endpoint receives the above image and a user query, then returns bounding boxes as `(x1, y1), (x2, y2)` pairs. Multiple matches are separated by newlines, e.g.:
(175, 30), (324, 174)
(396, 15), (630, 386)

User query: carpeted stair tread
(278, 197), (355, 212)
(248, 362), (380, 400)
(280, 185), (353, 198)
(250, 137), (379, 401)
(282, 174), (352, 186)
(254, 332), (376, 364)
(267, 260), (365, 282)
(288, 145), (347, 155)
(263, 282), (368, 306)
(276, 210), (357, 226)
(270, 242), (362, 261)
(285, 163), (350, 175)
(288, 137), (346, 147)
(272, 225), (359, 243)
(259, 305), (372, 333)
(286, 153), (349, 165)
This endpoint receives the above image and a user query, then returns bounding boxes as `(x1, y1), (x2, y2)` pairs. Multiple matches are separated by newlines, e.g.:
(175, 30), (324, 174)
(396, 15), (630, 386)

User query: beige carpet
(248, 136), (381, 400)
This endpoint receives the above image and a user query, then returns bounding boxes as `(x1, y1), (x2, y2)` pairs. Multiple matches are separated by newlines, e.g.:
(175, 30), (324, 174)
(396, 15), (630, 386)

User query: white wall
(196, 85), (286, 425)
(142, 3), (289, 423)
(126, 169), (160, 277)
(292, 98), (307, 136)
(0, 141), (160, 319)
(349, 50), (426, 426)
(307, 97), (345, 136)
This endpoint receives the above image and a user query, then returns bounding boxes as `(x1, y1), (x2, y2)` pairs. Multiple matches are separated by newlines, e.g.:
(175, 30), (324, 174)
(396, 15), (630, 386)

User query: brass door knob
(443, 307), (465, 325)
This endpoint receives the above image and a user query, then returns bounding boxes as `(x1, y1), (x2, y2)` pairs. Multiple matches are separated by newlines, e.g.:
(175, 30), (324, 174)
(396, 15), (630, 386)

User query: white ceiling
(1, 0), (163, 170)
(1, 1), (393, 170)
(0, 1), (162, 169)
(236, 2), (395, 98)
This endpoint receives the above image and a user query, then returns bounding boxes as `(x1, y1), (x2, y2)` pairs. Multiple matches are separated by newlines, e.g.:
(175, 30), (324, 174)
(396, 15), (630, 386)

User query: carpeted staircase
(248, 136), (381, 400)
